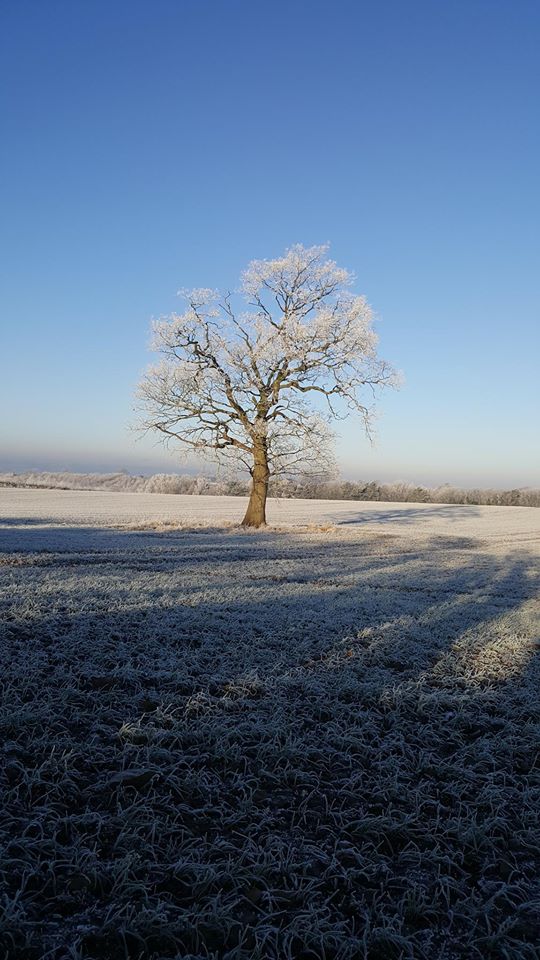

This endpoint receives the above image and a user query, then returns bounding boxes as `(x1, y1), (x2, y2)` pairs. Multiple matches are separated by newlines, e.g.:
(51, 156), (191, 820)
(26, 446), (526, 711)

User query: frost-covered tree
(139, 244), (397, 526)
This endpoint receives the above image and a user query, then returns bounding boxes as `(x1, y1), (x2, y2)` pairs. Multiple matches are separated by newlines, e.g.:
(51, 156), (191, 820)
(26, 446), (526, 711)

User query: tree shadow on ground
(1, 521), (539, 960)
(333, 504), (483, 525)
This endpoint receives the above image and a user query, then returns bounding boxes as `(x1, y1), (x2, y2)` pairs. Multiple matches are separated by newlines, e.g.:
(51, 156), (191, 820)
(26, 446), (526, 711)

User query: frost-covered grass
(1, 489), (539, 959)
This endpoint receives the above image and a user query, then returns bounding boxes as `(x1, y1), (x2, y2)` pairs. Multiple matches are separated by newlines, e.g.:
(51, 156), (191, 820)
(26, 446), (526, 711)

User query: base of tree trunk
(240, 507), (266, 527)
(240, 512), (267, 528)
(240, 496), (267, 528)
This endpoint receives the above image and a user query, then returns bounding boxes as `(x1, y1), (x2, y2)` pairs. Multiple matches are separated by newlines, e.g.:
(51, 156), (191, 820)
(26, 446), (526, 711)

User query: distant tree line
(1, 470), (539, 507)
(269, 478), (540, 507)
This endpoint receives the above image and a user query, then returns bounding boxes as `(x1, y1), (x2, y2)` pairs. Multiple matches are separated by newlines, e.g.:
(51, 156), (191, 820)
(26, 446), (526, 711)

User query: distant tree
(139, 244), (397, 526)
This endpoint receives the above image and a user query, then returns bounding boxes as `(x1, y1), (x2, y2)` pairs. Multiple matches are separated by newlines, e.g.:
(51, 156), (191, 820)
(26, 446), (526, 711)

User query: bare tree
(139, 244), (397, 526)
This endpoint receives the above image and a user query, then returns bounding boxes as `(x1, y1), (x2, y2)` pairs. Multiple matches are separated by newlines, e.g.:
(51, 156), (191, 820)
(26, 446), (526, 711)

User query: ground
(1, 489), (539, 960)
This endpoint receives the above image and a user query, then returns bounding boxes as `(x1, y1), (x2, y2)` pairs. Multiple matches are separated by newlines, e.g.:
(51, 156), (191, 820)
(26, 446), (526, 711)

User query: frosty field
(1, 488), (539, 959)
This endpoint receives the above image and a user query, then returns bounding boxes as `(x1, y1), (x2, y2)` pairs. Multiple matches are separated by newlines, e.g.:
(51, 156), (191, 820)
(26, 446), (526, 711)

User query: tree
(139, 244), (397, 527)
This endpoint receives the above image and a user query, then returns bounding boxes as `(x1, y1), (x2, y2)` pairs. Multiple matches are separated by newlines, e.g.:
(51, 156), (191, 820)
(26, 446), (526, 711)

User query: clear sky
(1, 0), (539, 488)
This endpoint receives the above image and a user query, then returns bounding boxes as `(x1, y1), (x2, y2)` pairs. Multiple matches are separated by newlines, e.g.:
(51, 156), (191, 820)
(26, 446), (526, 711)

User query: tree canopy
(139, 244), (397, 525)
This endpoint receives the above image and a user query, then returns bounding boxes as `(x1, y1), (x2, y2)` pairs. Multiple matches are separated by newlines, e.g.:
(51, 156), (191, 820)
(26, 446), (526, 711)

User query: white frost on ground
(1, 486), (539, 545)
(1, 487), (539, 958)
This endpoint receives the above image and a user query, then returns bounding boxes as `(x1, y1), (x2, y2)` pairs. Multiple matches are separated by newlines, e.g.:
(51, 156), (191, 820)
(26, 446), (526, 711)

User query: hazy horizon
(1, 449), (538, 492)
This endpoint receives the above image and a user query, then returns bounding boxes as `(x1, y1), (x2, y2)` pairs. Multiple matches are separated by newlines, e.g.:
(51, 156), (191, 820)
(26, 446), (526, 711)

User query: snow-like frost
(0, 488), (539, 958)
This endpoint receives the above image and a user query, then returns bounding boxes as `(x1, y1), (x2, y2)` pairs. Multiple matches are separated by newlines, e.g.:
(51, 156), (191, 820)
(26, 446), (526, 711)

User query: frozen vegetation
(1, 487), (539, 958)
(1, 470), (539, 507)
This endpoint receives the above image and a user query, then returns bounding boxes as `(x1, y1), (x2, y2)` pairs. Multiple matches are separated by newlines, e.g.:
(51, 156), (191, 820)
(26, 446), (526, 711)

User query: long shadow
(1, 519), (536, 704)
(334, 503), (483, 525)
(1, 520), (539, 959)
(0, 516), (61, 526)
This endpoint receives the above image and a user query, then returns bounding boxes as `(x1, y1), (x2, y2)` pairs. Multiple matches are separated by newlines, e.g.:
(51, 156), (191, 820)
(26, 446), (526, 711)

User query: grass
(0, 511), (539, 959)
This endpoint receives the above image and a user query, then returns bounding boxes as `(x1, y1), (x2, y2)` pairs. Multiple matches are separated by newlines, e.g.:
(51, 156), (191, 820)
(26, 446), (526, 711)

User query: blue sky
(1, 0), (539, 487)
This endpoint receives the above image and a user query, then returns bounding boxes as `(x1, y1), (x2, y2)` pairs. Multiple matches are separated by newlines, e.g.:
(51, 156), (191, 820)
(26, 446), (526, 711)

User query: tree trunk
(241, 444), (269, 527)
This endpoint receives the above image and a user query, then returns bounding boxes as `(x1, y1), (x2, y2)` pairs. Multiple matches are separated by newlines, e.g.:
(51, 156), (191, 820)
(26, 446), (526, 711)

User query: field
(1, 488), (539, 959)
